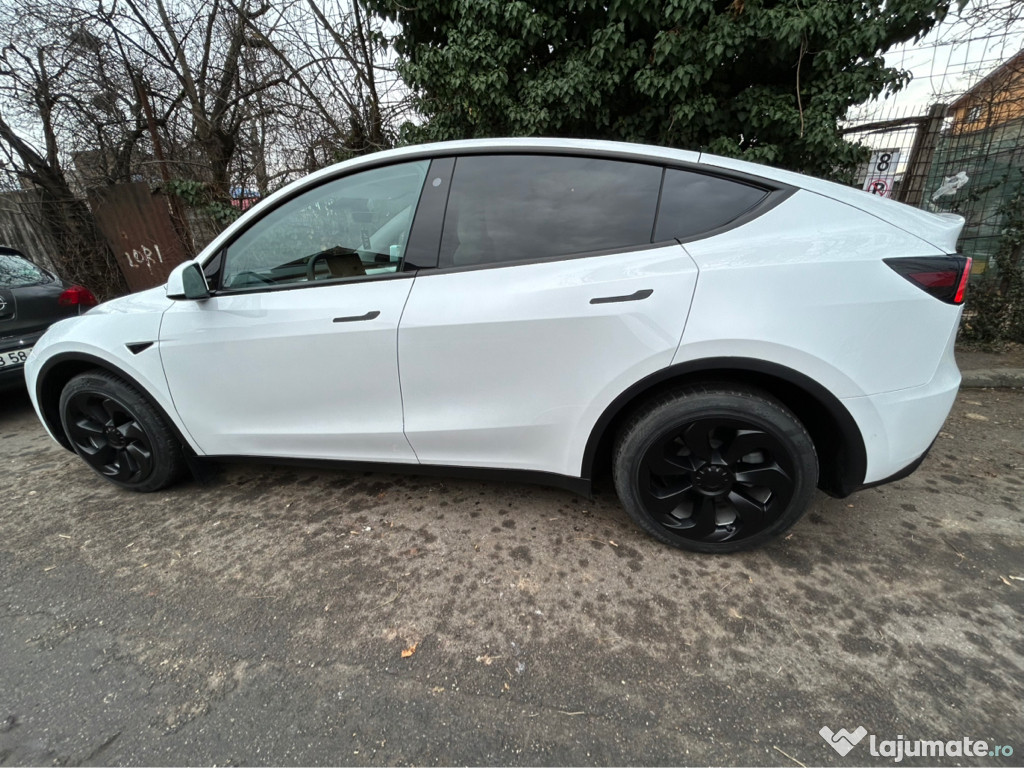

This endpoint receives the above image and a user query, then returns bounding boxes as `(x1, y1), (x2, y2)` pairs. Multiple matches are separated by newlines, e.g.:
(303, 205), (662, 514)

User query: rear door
(398, 153), (701, 478)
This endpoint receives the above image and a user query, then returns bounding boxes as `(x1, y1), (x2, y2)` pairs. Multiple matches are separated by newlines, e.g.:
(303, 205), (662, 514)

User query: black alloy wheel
(59, 370), (185, 492)
(614, 386), (817, 553)
(64, 390), (155, 484)
(639, 417), (794, 542)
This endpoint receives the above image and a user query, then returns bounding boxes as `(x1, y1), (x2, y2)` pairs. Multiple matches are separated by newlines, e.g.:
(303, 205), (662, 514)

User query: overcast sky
(852, 8), (1024, 120)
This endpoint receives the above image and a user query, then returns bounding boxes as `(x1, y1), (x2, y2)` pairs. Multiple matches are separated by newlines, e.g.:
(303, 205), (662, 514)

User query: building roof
(950, 48), (1024, 109)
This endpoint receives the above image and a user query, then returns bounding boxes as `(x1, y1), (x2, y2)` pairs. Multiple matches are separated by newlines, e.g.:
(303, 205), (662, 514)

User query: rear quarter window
(654, 169), (769, 242)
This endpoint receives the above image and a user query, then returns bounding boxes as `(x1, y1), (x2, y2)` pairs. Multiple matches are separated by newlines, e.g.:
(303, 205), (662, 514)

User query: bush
(961, 185), (1024, 345)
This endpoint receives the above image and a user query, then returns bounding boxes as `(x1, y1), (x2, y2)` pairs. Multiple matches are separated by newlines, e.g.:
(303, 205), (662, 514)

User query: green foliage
(962, 183), (1024, 345)
(164, 179), (241, 227)
(367, 0), (960, 180)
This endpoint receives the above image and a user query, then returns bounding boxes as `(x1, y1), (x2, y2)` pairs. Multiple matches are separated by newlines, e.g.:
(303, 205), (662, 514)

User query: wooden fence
(0, 190), (62, 271)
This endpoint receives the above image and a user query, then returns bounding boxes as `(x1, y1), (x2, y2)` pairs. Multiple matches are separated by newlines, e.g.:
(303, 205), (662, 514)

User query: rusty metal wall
(87, 182), (189, 292)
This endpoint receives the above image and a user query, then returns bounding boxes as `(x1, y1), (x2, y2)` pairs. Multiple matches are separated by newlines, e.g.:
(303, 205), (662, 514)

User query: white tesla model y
(25, 138), (970, 552)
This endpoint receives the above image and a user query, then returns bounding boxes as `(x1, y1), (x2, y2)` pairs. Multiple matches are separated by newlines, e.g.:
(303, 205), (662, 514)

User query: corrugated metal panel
(88, 182), (189, 292)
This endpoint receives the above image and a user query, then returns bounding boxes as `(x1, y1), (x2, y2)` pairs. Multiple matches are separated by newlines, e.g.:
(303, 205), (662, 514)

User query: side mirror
(166, 261), (211, 301)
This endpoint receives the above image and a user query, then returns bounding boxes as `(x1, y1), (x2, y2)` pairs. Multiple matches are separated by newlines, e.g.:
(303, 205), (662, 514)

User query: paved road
(1, 386), (1022, 766)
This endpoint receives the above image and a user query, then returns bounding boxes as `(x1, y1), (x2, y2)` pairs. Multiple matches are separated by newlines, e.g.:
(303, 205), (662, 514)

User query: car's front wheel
(613, 385), (818, 553)
(59, 370), (185, 492)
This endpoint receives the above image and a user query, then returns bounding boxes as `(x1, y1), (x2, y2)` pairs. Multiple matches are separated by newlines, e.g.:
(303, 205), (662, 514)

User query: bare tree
(0, 0), (411, 297)
(229, 0), (409, 170)
(0, 1), (128, 295)
(948, 0), (1024, 36)
(92, 0), (294, 200)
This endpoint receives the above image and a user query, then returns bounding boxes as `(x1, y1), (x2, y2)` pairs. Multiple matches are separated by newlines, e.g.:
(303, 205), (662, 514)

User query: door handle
(589, 289), (653, 305)
(333, 310), (380, 323)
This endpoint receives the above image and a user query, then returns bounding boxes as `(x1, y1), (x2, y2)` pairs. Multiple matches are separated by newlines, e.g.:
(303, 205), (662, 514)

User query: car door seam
(669, 242), (702, 367)
(156, 301), (206, 453)
(395, 273), (422, 463)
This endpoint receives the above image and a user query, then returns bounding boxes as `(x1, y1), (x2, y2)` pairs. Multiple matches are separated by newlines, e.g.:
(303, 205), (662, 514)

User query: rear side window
(654, 170), (769, 242)
(439, 155), (661, 267)
(0, 253), (50, 288)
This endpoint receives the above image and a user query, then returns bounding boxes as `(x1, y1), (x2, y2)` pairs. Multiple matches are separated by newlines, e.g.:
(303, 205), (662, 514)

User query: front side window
(0, 253), (50, 288)
(221, 160), (429, 290)
(438, 155), (662, 267)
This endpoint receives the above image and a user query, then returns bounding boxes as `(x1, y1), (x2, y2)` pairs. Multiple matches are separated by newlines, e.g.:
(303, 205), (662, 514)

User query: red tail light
(58, 285), (98, 307)
(953, 257), (972, 304)
(883, 256), (971, 305)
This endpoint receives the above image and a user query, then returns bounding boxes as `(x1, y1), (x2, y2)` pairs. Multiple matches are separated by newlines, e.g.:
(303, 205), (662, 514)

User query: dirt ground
(0, 386), (1022, 766)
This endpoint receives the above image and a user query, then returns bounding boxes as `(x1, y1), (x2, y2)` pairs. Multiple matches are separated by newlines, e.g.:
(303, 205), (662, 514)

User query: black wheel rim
(637, 417), (796, 544)
(65, 392), (155, 484)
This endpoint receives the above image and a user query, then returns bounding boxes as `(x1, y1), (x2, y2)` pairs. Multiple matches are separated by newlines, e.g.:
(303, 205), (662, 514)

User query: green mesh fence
(925, 117), (1024, 274)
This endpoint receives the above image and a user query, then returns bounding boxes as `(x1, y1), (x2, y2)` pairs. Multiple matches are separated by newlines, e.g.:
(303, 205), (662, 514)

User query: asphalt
(0, 365), (1021, 766)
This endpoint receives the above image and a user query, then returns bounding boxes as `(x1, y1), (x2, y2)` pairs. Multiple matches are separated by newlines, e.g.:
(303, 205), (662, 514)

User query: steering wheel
(306, 246), (371, 281)
(306, 250), (331, 281)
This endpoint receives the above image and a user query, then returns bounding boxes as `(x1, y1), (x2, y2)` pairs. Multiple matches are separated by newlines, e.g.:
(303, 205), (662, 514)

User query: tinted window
(654, 170), (768, 242)
(439, 155), (661, 267)
(0, 253), (50, 288)
(222, 160), (428, 290)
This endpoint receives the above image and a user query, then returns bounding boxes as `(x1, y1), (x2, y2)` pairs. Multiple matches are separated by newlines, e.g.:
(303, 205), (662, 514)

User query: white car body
(25, 137), (966, 536)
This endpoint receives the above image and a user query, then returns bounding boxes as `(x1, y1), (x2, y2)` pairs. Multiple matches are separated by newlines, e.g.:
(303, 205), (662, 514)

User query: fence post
(897, 103), (948, 207)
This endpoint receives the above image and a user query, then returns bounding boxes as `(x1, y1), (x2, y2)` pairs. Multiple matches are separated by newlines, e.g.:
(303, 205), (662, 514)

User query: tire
(59, 370), (186, 492)
(613, 385), (817, 553)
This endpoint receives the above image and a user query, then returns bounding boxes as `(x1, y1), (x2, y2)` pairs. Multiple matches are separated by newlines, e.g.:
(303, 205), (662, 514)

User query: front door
(159, 160), (430, 462)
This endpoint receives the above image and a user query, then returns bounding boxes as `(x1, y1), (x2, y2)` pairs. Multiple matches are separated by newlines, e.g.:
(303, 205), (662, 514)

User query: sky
(841, 5), (1024, 188)
(851, 5), (1024, 120)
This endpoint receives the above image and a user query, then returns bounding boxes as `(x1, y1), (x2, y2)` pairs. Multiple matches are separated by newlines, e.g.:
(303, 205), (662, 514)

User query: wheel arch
(581, 357), (867, 498)
(35, 352), (194, 455)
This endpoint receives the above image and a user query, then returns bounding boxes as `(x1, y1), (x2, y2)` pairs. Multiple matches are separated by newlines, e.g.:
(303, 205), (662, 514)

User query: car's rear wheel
(59, 370), (185, 492)
(613, 385), (817, 553)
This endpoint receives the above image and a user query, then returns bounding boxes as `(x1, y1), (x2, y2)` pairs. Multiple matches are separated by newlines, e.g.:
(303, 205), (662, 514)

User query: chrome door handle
(590, 289), (653, 305)
(333, 310), (380, 323)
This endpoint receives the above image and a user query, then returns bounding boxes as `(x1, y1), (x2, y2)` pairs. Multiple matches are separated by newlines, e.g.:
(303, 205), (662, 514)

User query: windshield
(0, 253), (50, 288)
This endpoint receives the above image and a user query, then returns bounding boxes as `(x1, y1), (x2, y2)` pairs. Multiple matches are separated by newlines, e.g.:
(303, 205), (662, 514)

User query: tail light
(883, 255), (972, 305)
(58, 285), (99, 308)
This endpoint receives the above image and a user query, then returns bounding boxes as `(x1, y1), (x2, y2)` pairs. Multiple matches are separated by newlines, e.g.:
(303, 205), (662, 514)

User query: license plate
(0, 346), (32, 368)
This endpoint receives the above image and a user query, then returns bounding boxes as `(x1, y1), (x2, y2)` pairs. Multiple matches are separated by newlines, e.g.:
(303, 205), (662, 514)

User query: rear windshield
(0, 253), (50, 288)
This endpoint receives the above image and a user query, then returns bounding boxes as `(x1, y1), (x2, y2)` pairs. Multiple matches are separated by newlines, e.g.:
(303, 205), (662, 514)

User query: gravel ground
(0, 386), (1022, 766)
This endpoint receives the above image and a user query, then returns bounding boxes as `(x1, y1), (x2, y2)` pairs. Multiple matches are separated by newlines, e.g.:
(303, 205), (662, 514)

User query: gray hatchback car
(0, 246), (97, 390)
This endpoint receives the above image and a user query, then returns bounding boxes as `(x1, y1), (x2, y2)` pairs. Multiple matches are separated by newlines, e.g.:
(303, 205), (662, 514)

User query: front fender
(25, 299), (200, 454)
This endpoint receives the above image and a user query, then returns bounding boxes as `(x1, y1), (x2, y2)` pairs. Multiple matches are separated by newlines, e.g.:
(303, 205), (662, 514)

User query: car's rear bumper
(0, 330), (46, 389)
(854, 437), (936, 492)
(842, 324), (961, 486)
(0, 366), (27, 389)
